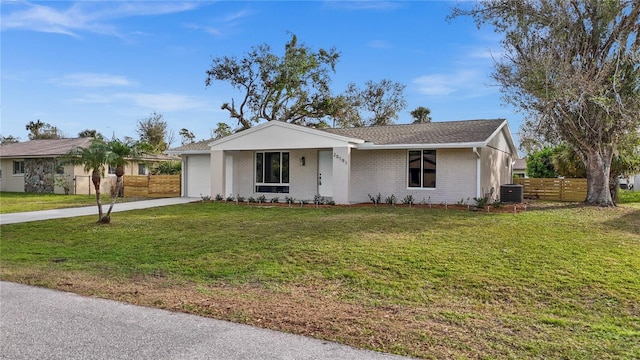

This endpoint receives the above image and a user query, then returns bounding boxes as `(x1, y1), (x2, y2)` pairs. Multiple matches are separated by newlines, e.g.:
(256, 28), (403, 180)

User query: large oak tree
(453, 0), (640, 206)
(205, 34), (407, 130)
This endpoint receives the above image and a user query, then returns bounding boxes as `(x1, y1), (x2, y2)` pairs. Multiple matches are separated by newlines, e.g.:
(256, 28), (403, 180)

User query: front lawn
(1, 203), (638, 359)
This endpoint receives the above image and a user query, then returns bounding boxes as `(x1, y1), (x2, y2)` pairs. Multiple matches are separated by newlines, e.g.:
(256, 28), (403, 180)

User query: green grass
(0, 192), (142, 213)
(1, 202), (639, 359)
(619, 189), (640, 203)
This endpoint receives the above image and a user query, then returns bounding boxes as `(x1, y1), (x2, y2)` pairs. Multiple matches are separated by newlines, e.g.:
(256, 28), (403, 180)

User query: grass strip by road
(1, 202), (639, 359)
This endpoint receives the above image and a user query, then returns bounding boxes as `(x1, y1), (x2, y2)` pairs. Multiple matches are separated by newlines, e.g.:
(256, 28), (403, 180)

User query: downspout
(473, 147), (481, 198)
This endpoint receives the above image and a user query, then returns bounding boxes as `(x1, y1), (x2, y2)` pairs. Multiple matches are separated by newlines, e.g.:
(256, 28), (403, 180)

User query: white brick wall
(349, 148), (477, 204)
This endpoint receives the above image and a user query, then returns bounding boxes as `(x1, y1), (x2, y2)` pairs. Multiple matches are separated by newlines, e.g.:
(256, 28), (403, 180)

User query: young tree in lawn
(60, 139), (111, 223)
(60, 138), (148, 224)
(452, 0), (640, 206)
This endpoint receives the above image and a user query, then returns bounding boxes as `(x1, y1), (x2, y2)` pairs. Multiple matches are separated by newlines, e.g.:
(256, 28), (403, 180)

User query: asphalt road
(1, 282), (412, 360)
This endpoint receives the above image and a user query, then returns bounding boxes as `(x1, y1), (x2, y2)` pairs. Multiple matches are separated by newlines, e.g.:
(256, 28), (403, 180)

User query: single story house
(0, 138), (179, 195)
(167, 119), (519, 204)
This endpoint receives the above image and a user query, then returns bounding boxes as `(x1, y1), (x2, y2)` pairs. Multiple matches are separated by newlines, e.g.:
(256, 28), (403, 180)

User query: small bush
(368, 193), (382, 205)
(248, 196), (256, 203)
(270, 197), (279, 203)
(473, 196), (490, 209)
(236, 194), (245, 202)
(314, 194), (327, 205)
(226, 194), (235, 202)
(402, 195), (414, 205)
(284, 196), (296, 204)
(256, 195), (267, 203)
(215, 194), (224, 201)
(385, 194), (397, 205)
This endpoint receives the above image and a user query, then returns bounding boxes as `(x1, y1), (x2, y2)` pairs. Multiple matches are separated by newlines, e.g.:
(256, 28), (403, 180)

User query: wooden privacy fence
(123, 175), (181, 198)
(513, 178), (587, 202)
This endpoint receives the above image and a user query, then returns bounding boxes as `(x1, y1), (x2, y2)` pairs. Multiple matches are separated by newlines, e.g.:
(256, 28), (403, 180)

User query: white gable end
(210, 121), (362, 151)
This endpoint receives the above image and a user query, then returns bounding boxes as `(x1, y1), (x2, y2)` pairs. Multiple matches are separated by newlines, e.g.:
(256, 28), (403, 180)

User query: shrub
(402, 194), (414, 205)
(236, 194), (245, 202)
(270, 197), (279, 203)
(152, 160), (181, 175)
(385, 194), (397, 205)
(256, 195), (267, 203)
(368, 193), (382, 205)
(215, 194), (224, 201)
(473, 196), (490, 209)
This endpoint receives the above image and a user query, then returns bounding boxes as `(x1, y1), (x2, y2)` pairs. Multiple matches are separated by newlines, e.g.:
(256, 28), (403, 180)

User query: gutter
(473, 147), (481, 198)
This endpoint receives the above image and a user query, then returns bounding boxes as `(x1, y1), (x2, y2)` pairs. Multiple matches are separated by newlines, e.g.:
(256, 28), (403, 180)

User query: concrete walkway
(0, 197), (198, 225)
(1, 282), (411, 360)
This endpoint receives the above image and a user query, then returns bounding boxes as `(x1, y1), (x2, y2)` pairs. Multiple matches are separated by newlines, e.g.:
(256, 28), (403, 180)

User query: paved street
(1, 282), (411, 360)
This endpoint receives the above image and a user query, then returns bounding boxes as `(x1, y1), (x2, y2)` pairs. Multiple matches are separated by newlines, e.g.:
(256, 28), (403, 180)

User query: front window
(138, 163), (147, 175)
(108, 165), (116, 175)
(255, 151), (289, 193)
(13, 160), (25, 175)
(408, 150), (436, 188)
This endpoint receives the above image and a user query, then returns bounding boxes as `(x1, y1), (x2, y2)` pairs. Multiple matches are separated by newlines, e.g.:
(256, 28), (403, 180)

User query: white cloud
(121, 93), (208, 112)
(1, 1), (202, 37)
(53, 73), (136, 87)
(413, 70), (494, 97)
(73, 92), (211, 112)
(368, 40), (392, 49)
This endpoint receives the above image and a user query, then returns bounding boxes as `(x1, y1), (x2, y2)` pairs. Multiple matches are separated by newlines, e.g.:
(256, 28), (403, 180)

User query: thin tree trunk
(92, 170), (104, 222)
(104, 176), (123, 220)
(584, 149), (614, 207)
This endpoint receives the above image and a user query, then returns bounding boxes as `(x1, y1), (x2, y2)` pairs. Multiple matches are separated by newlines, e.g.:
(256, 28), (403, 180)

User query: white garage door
(186, 155), (211, 198)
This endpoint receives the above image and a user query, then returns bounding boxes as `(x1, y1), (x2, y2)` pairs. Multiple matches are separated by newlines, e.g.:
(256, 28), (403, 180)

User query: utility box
(500, 184), (523, 203)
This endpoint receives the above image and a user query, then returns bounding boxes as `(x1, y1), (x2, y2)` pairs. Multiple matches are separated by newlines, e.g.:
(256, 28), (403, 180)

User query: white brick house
(167, 119), (519, 204)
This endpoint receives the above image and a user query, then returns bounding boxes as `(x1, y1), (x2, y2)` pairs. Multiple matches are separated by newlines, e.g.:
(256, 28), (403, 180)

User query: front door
(318, 150), (333, 197)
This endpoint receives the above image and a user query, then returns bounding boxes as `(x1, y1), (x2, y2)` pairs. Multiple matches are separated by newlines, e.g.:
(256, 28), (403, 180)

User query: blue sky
(1, 1), (522, 148)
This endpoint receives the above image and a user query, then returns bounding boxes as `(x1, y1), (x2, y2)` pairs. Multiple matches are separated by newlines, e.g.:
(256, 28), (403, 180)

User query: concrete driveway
(1, 282), (412, 360)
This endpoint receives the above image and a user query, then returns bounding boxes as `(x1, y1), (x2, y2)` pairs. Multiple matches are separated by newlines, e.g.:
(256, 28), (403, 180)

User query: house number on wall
(333, 152), (348, 165)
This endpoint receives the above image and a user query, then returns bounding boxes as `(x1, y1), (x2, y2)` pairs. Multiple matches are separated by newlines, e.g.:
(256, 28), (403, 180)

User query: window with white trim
(408, 150), (436, 188)
(255, 151), (289, 193)
(13, 160), (25, 175)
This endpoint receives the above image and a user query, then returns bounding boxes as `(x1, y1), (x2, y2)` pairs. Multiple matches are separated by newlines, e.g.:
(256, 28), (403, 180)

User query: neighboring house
(513, 158), (527, 178)
(167, 119), (519, 204)
(0, 138), (178, 195)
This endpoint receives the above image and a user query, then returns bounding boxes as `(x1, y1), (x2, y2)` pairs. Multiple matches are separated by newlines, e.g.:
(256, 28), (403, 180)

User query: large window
(255, 151), (289, 193)
(408, 150), (436, 188)
(13, 160), (25, 175)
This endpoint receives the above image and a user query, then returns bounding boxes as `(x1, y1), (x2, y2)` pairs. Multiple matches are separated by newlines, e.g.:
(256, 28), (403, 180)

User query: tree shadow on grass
(603, 207), (640, 236)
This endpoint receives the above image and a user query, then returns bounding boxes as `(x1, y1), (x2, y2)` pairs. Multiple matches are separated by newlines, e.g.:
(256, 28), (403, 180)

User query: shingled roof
(167, 138), (215, 153)
(0, 138), (93, 158)
(322, 119), (506, 145)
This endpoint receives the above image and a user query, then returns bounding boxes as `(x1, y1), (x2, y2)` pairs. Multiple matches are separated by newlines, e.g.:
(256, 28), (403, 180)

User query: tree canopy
(453, 0), (640, 206)
(137, 112), (169, 153)
(410, 106), (432, 124)
(205, 33), (407, 130)
(26, 120), (62, 140)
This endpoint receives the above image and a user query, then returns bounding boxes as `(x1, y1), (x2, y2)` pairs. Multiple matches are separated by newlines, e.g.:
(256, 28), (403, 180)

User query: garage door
(186, 155), (211, 198)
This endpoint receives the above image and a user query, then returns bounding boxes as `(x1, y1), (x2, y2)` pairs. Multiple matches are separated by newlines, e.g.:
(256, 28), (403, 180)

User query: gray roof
(168, 139), (215, 152)
(322, 119), (506, 145)
(513, 158), (527, 170)
(0, 138), (93, 158)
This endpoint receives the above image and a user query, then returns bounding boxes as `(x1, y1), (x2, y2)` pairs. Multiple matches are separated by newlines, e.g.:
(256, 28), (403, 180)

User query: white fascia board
(355, 142), (487, 150)
(486, 120), (518, 156)
(165, 150), (211, 155)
